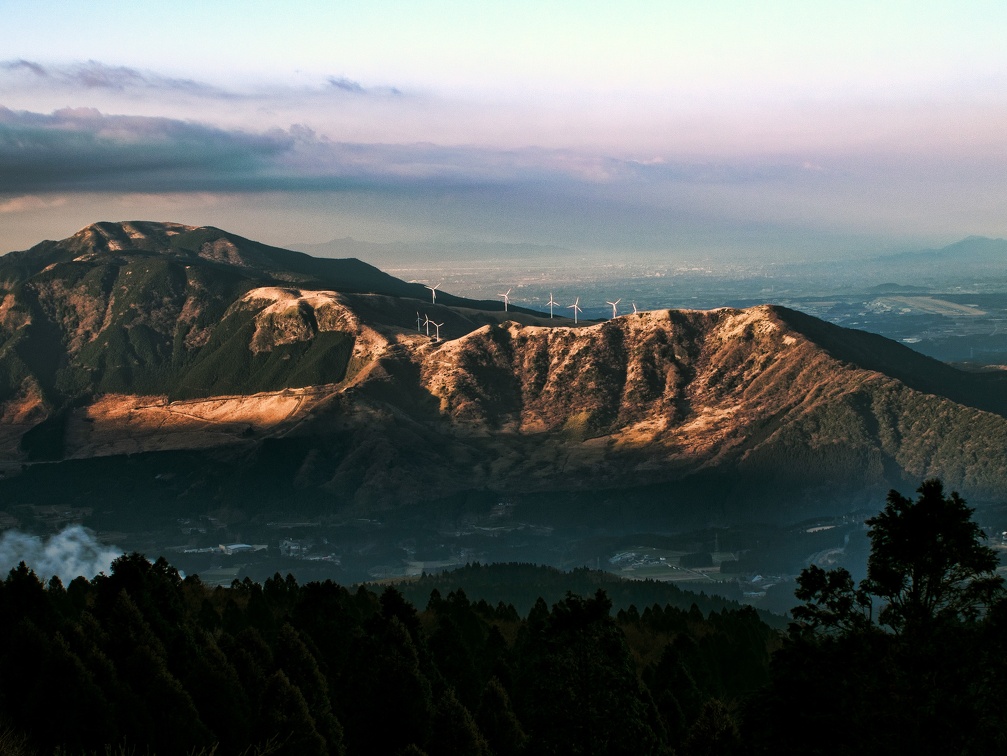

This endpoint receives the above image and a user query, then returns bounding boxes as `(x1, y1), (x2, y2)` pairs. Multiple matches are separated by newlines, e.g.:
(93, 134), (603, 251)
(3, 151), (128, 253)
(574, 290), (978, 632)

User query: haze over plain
(2, 1), (1006, 267)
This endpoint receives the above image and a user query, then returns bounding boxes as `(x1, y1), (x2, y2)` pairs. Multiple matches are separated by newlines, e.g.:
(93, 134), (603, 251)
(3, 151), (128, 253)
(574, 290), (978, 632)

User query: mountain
(2, 221), (1007, 522)
(845, 236), (1007, 285)
(880, 236), (1007, 266)
(0, 220), (545, 445)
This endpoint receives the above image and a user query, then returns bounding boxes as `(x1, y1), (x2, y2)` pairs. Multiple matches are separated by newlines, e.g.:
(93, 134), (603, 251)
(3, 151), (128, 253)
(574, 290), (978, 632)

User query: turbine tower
(567, 297), (582, 324)
(499, 288), (512, 312)
(632, 301), (638, 314)
(425, 282), (441, 304)
(433, 321), (444, 342)
(606, 298), (621, 319)
(547, 292), (559, 318)
(423, 314), (432, 337)
(416, 312), (423, 332)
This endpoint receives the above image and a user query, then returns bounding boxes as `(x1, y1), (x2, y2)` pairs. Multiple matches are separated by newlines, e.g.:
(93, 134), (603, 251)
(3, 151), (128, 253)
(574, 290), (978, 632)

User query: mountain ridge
(878, 235), (1007, 265)
(2, 221), (1006, 517)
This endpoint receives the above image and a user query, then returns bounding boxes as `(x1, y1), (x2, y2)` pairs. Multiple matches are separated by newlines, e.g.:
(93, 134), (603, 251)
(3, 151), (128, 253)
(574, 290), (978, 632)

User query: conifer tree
(258, 670), (329, 756)
(427, 687), (491, 756)
(476, 677), (528, 756)
(515, 591), (662, 755)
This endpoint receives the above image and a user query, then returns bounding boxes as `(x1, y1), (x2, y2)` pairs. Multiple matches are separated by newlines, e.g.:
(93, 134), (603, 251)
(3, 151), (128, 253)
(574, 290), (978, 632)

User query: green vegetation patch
(172, 320), (354, 399)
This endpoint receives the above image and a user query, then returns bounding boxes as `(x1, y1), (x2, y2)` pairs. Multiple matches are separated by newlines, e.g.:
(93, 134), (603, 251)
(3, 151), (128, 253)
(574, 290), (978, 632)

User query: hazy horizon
(3, 2), (1007, 263)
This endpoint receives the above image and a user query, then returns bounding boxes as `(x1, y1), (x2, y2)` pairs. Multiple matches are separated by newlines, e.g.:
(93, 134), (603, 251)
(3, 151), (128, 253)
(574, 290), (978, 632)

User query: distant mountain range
(2, 221), (1007, 520)
(840, 236), (1007, 285)
(881, 236), (1007, 265)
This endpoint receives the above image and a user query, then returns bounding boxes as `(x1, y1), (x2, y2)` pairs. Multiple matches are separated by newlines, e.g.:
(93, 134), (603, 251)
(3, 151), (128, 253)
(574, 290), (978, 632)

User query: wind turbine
(432, 321), (444, 342)
(567, 297), (582, 324)
(416, 312), (423, 332)
(423, 314), (432, 337)
(425, 282), (441, 304)
(547, 292), (559, 318)
(632, 301), (638, 314)
(606, 298), (621, 319)
(499, 288), (512, 312)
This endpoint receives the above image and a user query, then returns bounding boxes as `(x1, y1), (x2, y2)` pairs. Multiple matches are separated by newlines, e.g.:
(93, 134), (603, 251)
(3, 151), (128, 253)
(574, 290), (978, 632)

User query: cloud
(0, 106), (294, 193)
(0, 194), (67, 213)
(328, 76), (365, 93)
(0, 105), (864, 211)
(3, 59), (47, 77)
(327, 75), (402, 96)
(2, 58), (233, 98)
(72, 61), (146, 90)
(0, 106), (577, 194)
(5, 104), (994, 254)
(0, 525), (121, 581)
(3, 58), (406, 104)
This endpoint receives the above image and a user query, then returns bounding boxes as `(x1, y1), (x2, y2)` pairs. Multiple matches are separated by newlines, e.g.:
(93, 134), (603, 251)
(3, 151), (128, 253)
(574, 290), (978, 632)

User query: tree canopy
(793, 478), (1003, 636)
(0, 555), (775, 755)
(749, 480), (1007, 755)
(864, 478), (1002, 632)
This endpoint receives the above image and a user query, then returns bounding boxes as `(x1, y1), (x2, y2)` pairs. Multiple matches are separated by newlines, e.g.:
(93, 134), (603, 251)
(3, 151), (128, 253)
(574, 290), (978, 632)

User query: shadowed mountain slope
(772, 307), (1007, 418)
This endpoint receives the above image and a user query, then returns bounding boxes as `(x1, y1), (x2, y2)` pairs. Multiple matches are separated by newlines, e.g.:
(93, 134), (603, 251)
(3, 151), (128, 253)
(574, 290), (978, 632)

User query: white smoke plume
(0, 526), (122, 582)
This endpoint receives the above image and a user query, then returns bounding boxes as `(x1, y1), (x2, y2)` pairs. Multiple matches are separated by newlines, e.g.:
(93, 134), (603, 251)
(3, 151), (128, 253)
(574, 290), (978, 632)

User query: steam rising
(0, 526), (122, 581)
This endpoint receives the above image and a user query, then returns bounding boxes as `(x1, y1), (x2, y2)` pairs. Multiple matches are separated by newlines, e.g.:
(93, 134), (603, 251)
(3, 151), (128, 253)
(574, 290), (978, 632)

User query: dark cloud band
(0, 107), (293, 193)
(0, 104), (845, 215)
(0, 106), (632, 195)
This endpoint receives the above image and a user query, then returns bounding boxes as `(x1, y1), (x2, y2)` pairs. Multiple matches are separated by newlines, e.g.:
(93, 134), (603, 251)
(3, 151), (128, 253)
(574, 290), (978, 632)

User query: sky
(2, 0), (1006, 263)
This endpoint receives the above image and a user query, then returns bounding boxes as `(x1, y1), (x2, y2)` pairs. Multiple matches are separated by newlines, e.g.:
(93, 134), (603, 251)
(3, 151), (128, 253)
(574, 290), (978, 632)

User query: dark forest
(1, 480), (1004, 755)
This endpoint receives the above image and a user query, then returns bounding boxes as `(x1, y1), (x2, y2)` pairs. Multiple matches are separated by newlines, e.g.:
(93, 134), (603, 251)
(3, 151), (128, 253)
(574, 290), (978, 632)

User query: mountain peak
(68, 220), (197, 254)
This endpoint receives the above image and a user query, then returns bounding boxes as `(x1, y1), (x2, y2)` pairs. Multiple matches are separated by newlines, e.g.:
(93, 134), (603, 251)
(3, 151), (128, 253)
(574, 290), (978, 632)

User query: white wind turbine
(423, 314), (432, 337)
(499, 288), (512, 312)
(425, 282), (441, 304)
(416, 312), (423, 332)
(433, 321), (444, 342)
(606, 298), (621, 319)
(567, 297), (582, 324)
(632, 301), (638, 314)
(546, 292), (559, 318)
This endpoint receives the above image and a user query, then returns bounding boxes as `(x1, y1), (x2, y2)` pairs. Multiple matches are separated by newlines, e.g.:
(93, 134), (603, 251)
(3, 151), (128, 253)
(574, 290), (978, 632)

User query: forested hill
(391, 562), (785, 627)
(0, 555), (775, 755)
